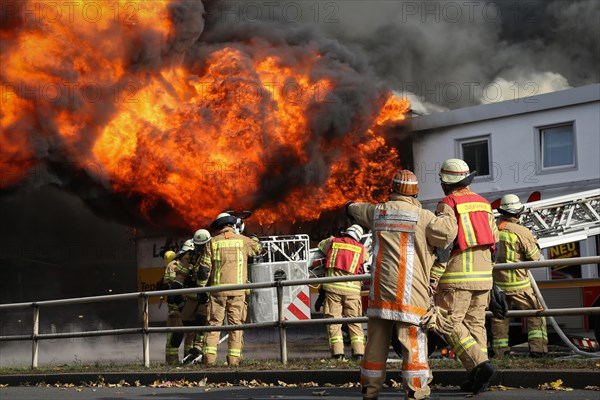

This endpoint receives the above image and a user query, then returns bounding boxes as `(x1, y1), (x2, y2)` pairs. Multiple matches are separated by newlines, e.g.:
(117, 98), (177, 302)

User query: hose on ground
(528, 270), (600, 358)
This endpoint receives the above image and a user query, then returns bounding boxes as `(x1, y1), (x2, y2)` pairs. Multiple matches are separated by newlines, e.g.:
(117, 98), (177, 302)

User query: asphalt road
(1, 386), (599, 400)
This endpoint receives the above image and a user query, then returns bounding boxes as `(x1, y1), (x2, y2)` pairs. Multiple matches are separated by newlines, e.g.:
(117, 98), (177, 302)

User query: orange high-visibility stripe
(368, 299), (427, 315)
(403, 362), (429, 371)
(413, 377), (421, 389)
(361, 360), (385, 370)
(396, 231), (408, 303)
(409, 325), (419, 360)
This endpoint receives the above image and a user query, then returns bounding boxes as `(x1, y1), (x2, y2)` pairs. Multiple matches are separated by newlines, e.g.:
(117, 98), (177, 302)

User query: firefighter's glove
(489, 283), (508, 320)
(197, 292), (209, 305)
(428, 279), (438, 297)
(315, 287), (326, 312)
(434, 244), (453, 263)
(420, 306), (454, 336)
(167, 295), (185, 311)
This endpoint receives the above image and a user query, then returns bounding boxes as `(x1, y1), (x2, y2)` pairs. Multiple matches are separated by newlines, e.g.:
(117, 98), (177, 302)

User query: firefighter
(181, 229), (213, 365)
(316, 224), (368, 360)
(491, 194), (548, 358)
(203, 213), (262, 366)
(163, 239), (195, 364)
(347, 170), (455, 400)
(431, 158), (500, 395)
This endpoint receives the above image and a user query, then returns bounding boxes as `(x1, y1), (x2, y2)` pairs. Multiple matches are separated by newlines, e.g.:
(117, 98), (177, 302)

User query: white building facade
(409, 85), (600, 330)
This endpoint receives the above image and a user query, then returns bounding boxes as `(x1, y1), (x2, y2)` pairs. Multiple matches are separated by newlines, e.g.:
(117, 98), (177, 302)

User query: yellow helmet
(499, 194), (524, 215)
(163, 250), (176, 267)
(439, 158), (475, 185)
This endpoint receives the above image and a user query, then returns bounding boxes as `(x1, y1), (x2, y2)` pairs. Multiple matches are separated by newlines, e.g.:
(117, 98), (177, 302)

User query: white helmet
(344, 224), (364, 242)
(212, 212), (238, 230)
(439, 158), (475, 186)
(193, 229), (211, 245)
(181, 239), (195, 252)
(499, 194), (524, 215)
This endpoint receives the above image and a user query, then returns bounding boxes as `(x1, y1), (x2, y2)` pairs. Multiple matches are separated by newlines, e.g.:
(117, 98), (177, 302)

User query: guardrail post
(274, 270), (288, 365)
(31, 304), (39, 369)
(141, 294), (150, 368)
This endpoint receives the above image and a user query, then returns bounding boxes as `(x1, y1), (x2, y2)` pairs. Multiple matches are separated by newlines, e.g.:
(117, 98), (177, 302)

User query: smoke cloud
(261, 0), (599, 111)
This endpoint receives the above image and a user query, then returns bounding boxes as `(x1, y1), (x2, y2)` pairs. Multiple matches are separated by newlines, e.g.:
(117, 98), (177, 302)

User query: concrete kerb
(0, 369), (597, 389)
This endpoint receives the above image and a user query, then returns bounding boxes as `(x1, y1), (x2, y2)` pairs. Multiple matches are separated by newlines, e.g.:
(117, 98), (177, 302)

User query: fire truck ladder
(519, 189), (600, 249)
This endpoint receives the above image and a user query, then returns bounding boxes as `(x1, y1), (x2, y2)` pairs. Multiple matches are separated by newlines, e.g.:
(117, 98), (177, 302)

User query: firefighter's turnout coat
(349, 194), (455, 324)
(349, 194), (455, 400)
(318, 236), (366, 296)
(493, 216), (541, 292)
(207, 226), (262, 296)
(431, 187), (499, 290)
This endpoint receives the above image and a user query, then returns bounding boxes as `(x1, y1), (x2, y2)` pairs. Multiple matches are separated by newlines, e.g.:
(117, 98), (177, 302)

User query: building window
(458, 136), (491, 178)
(539, 123), (576, 170)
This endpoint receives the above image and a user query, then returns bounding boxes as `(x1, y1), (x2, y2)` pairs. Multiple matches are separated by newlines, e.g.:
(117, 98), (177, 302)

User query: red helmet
(391, 170), (419, 196)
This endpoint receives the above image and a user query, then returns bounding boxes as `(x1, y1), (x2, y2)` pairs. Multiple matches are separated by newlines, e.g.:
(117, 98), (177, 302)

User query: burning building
(0, 0), (411, 316)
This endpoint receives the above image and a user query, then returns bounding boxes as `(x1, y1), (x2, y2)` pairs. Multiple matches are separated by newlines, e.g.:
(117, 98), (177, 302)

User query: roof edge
(411, 83), (600, 132)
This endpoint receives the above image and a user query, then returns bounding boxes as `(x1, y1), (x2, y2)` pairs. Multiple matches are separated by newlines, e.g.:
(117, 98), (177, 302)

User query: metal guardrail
(1, 256), (599, 368)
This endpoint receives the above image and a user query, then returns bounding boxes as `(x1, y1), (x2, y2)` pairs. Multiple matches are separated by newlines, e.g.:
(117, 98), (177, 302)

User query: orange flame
(1, 0), (410, 229)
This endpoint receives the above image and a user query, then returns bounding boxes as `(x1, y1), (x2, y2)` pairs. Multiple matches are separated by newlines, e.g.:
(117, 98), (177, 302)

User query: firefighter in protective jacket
(348, 170), (455, 400)
(180, 229), (213, 365)
(491, 194), (547, 358)
(431, 158), (500, 395)
(203, 213), (262, 366)
(317, 225), (368, 359)
(163, 240), (195, 364)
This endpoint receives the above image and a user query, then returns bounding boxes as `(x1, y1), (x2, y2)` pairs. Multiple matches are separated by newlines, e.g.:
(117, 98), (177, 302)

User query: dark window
(461, 139), (490, 177)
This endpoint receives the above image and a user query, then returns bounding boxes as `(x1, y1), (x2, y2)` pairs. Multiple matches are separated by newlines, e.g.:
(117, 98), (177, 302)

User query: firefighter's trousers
(165, 307), (186, 364)
(323, 291), (365, 356)
(181, 299), (208, 355)
(436, 288), (489, 372)
(203, 294), (247, 366)
(491, 288), (548, 356)
(360, 318), (430, 400)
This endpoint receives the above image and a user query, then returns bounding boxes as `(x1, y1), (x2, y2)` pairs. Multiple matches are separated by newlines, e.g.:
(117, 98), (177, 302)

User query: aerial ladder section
(517, 189), (600, 249)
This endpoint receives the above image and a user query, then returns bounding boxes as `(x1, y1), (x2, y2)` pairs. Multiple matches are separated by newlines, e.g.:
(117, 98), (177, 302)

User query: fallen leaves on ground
(150, 378), (208, 388)
(389, 379), (402, 388)
(585, 385), (600, 391)
(538, 379), (574, 391)
(492, 385), (514, 391)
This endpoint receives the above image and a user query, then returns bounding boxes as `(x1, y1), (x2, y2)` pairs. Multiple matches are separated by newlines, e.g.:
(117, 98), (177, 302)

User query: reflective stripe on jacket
(209, 227), (262, 297)
(436, 188), (499, 290)
(318, 236), (365, 294)
(348, 194), (455, 325)
(440, 189), (496, 253)
(322, 237), (365, 275)
(493, 217), (541, 293)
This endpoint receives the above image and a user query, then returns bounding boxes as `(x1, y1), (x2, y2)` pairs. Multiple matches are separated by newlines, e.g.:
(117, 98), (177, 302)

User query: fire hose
(528, 270), (600, 358)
